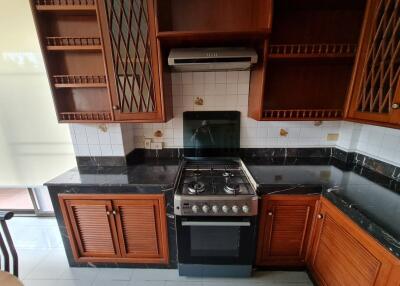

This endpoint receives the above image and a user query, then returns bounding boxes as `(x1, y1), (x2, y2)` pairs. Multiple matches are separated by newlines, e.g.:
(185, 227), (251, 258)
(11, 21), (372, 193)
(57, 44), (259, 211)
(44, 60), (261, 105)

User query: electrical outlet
(151, 142), (163, 150)
(327, 133), (339, 141)
(144, 138), (152, 149)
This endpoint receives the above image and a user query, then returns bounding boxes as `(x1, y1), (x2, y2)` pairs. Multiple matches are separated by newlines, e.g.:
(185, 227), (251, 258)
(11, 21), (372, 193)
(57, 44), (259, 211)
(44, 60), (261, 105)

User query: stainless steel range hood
(168, 47), (258, 71)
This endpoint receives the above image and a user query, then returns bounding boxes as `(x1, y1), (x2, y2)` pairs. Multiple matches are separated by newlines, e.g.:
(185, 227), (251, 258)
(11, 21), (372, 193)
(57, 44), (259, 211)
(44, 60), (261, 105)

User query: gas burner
(188, 181), (206, 194)
(222, 171), (234, 177)
(224, 183), (240, 194)
(192, 170), (202, 177)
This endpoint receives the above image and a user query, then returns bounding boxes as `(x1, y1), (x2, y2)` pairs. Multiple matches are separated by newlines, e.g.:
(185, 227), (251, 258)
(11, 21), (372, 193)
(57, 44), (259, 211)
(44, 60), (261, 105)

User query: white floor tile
(164, 282), (202, 286)
(92, 280), (130, 286)
(17, 249), (50, 279)
(95, 268), (133, 281)
(259, 271), (311, 283)
(129, 281), (166, 286)
(23, 280), (89, 286)
(132, 269), (179, 281)
(203, 282), (270, 286)
(8, 217), (313, 286)
(60, 267), (99, 281)
(25, 249), (70, 280)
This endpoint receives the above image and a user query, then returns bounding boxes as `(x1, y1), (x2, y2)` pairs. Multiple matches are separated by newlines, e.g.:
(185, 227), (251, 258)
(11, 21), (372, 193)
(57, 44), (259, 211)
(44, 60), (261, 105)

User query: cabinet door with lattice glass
(97, 0), (167, 122)
(347, 0), (400, 126)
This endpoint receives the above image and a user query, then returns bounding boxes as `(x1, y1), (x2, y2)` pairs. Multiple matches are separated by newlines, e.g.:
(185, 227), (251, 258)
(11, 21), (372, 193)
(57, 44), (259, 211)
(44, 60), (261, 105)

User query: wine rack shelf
(35, 0), (96, 11)
(269, 43), (357, 59)
(59, 111), (112, 121)
(46, 37), (102, 51)
(263, 109), (343, 120)
(53, 75), (107, 88)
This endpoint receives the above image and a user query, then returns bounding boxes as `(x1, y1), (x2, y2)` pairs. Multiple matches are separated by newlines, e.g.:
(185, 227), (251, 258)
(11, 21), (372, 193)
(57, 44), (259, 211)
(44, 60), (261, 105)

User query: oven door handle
(181, 221), (251, 227)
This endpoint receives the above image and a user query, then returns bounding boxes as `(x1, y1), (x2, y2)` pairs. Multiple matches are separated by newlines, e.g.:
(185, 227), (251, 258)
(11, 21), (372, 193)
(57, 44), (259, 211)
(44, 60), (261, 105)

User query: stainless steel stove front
(174, 194), (258, 216)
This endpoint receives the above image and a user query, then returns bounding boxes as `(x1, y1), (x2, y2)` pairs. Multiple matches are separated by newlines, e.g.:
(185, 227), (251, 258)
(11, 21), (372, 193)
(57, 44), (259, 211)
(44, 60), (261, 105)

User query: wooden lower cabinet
(308, 197), (399, 286)
(256, 195), (319, 267)
(59, 194), (169, 264)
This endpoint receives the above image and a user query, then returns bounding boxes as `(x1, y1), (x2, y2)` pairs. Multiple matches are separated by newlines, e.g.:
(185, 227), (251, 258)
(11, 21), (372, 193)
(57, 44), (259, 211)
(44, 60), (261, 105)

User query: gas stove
(174, 158), (258, 216)
(175, 111), (257, 277)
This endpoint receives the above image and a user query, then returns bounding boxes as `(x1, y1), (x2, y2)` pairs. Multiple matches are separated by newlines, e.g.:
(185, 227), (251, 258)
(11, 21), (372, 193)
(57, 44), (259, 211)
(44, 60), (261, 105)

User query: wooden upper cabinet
(308, 198), (397, 286)
(97, 0), (172, 122)
(346, 0), (400, 127)
(30, 0), (114, 123)
(62, 199), (120, 260)
(248, 0), (367, 121)
(113, 198), (169, 264)
(59, 194), (169, 264)
(256, 195), (319, 267)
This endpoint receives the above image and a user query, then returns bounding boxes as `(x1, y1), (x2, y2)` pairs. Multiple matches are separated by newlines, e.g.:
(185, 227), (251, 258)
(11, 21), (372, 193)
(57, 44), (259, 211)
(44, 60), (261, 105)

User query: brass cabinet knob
(392, 103), (399, 109)
(106, 211), (110, 216)
(268, 212), (273, 216)
(112, 210), (117, 215)
(112, 105), (120, 110)
(317, 214), (323, 219)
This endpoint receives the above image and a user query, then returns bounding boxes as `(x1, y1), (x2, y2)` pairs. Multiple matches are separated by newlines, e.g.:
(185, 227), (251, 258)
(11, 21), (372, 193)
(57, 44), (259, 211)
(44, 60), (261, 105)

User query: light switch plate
(144, 138), (152, 149)
(151, 142), (163, 150)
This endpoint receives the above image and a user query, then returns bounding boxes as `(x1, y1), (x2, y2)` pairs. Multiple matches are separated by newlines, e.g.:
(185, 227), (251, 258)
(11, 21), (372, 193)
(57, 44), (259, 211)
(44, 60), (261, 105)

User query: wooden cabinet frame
(63, 199), (121, 259)
(345, 0), (400, 128)
(96, 0), (172, 122)
(59, 194), (169, 264)
(256, 195), (319, 267)
(307, 197), (399, 286)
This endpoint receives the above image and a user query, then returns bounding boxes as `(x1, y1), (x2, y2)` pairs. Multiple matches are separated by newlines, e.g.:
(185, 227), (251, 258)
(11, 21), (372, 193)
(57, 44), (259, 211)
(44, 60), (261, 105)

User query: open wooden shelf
(59, 111), (112, 121)
(269, 43), (357, 59)
(35, 0), (96, 12)
(53, 75), (107, 88)
(156, 0), (272, 33)
(247, 0), (366, 121)
(263, 109), (343, 120)
(157, 30), (269, 46)
(46, 37), (102, 51)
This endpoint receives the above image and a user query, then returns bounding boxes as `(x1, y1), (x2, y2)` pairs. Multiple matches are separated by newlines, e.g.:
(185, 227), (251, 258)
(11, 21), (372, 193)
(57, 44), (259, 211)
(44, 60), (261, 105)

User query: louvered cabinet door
(308, 200), (394, 286)
(97, 0), (167, 122)
(256, 195), (318, 266)
(347, 0), (400, 126)
(60, 198), (120, 262)
(113, 196), (169, 264)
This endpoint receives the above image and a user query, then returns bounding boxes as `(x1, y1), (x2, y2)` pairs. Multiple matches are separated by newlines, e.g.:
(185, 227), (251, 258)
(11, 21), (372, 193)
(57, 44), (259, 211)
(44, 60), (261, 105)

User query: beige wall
(0, 1), (76, 186)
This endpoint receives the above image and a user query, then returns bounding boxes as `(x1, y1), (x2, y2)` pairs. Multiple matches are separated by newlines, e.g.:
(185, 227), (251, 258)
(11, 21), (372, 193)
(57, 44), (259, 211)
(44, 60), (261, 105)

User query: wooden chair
(0, 211), (22, 286)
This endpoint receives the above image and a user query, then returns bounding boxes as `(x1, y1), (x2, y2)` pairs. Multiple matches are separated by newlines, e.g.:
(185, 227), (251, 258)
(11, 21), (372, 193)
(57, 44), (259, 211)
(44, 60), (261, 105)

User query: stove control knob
(212, 205), (219, 213)
(232, 205), (239, 213)
(222, 205), (229, 213)
(242, 205), (250, 213)
(191, 205), (199, 213)
(202, 205), (210, 213)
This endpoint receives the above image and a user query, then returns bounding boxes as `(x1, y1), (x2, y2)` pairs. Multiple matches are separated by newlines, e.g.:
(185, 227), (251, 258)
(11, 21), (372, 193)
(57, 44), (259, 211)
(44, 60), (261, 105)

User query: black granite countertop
(244, 158), (400, 259)
(45, 156), (400, 259)
(45, 159), (180, 188)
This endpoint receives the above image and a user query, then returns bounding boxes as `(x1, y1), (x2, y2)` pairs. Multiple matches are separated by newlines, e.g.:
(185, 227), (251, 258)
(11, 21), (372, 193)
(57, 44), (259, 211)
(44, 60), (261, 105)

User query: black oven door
(176, 216), (257, 265)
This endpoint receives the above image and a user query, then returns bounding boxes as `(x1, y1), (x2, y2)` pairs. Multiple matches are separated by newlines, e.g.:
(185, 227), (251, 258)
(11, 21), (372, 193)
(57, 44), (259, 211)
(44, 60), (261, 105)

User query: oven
(176, 215), (257, 277)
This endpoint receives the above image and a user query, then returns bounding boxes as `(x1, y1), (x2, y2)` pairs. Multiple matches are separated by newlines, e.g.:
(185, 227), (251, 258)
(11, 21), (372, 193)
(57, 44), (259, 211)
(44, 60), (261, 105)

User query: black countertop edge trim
(76, 156), (127, 167)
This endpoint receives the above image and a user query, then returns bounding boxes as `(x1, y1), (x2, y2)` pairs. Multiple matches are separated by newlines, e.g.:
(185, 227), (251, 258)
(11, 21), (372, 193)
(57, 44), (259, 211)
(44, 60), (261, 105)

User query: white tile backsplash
(67, 70), (400, 167)
(336, 121), (400, 166)
(69, 124), (127, 157)
(129, 71), (343, 149)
